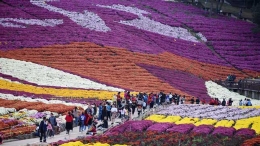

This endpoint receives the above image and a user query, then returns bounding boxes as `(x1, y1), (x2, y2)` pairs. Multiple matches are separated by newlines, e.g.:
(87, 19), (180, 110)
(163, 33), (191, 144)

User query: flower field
(0, 0), (260, 145)
(53, 130), (256, 146)
(0, 0), (259, 102)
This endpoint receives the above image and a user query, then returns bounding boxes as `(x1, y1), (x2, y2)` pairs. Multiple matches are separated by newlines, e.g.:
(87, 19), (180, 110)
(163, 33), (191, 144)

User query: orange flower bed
(0, 125), (36, 139)
(241, 136), (260, 146)
(0, 120), (18, 130)
(0, 98), (80, 114)
(1, 42), (258, 95)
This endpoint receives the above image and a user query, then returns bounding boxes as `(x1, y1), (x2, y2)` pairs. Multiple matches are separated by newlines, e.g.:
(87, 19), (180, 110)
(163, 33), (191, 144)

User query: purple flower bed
(139, 64), (211, 101)
(124, 120), (153, 132)
(105, 120), (153, 135)
(166, 124), (195, 134)
(234, 128), (256, 138)
(191, 125), (214, 135)
(146, 123), (174, 133)
(3, 0), (259, 72)
(212, 127), (236, 137)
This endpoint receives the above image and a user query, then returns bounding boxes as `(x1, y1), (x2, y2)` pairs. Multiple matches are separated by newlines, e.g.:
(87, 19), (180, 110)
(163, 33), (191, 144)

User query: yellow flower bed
(239, 106), (260, 109)
(233, 116), (260, 130)
(175, 117), (199, 125)
(60, 141), (85, 146)
(145, 115), (166, 122)
(0, 79), (138, 100)
(158, 115), (182, 123)
(215, 120), (234, 127)
(60, 141), (127, 146)
(194, 118), (217, 126)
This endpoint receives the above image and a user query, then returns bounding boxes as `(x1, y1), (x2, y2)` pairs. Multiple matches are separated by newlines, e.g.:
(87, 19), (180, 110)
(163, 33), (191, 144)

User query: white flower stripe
(0, 18), (63, 28)
(0, 58), (124, 91)
(97, 4), (207, 42)
(205, 81), (260, 105)
(30, 0), (110, 32)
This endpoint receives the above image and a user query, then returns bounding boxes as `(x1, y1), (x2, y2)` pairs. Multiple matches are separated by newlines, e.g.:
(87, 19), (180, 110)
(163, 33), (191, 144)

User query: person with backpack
(79, 112), (86, 132)
(39, 117), (48, 142)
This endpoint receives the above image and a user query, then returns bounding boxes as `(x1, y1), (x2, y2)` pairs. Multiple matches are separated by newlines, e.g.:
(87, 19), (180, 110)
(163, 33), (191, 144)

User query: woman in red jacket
(65, 112), (73, 134)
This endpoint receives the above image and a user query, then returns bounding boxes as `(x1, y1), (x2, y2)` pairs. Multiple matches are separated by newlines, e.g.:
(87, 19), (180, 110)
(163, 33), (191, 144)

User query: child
(137, 105), (142, 117)
(86, 124), (97, 136)
(79, 112), (86, 132)
(97, 116), (108, 130)
(46, 120), (53, 138)
(142, 101), (147, 114)
(120, 107), (125, 122)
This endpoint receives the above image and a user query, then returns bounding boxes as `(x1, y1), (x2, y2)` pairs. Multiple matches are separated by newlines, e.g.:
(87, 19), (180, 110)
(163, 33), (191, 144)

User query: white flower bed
(30, 0), (110, 32)
(0, 18), (63, 28)
(0, 58), (124, 91)
(206, 81), (260, 105)
(97, 4), (207, 42)
(0, 107), (16, 115)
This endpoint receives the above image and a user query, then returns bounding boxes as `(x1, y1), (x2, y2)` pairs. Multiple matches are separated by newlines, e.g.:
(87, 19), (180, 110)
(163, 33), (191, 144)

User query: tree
(252, 2), (260, 27)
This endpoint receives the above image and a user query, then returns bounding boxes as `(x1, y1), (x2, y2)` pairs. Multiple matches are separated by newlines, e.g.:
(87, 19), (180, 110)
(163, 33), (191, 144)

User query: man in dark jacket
(39, 117), (47, 142)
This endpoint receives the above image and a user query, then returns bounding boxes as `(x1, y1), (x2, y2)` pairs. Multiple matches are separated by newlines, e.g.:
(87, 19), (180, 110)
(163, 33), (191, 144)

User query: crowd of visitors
(36, 113), (58, 143)
(209, 98), (234, 106)
(239, 98), (253, 106)
(37, 91), (253, 142)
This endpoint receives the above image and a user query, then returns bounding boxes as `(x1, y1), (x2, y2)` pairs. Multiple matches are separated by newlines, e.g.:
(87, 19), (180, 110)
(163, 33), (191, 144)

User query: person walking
(106, 103), (112, 121)
(49, 113), (57, 137)
(79, 112), (86, 132)
(39, 117), (47, 143)
(65, 112), (73, 135)
(72, 107), (79, 127)
(46, 120), (53, 138)
(111, 105), (118, 125)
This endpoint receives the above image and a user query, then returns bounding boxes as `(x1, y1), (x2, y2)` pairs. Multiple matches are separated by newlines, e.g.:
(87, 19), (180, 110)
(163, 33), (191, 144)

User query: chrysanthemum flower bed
(53, 131), (254, 146)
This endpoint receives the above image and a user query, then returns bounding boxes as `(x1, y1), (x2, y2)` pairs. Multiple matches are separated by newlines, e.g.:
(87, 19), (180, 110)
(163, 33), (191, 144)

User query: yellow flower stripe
(145, 114), (166, 122)
(146, 114), (260, 134)
(215, 120), (234, 127)
(0, 79), (138, 100)
(175, 117), (200, 125)
(158, 115), (182, 123)
(60, 141), (127, 146)
(194, 118), (217, 126)
(238, 106), (260, 109)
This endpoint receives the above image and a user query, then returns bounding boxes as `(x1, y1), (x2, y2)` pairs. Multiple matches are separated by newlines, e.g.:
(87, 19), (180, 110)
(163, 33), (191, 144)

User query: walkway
(2, 108), (156, 146)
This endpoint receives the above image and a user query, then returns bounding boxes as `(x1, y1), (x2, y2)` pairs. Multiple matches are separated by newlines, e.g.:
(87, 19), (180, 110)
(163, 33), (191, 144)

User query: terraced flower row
(156, 104), (260, 120)
(0, 98), (81, 114)
(0, 79), (123, 100)
(0, 42), (257, 97)
(1, 0), (259, 73)
(105, 120), (257, 137)
(145, 114), (260, 135)
(59, 141), (126, 146)
(0, 118), (36, 139)
(54, 128), (256, 146)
